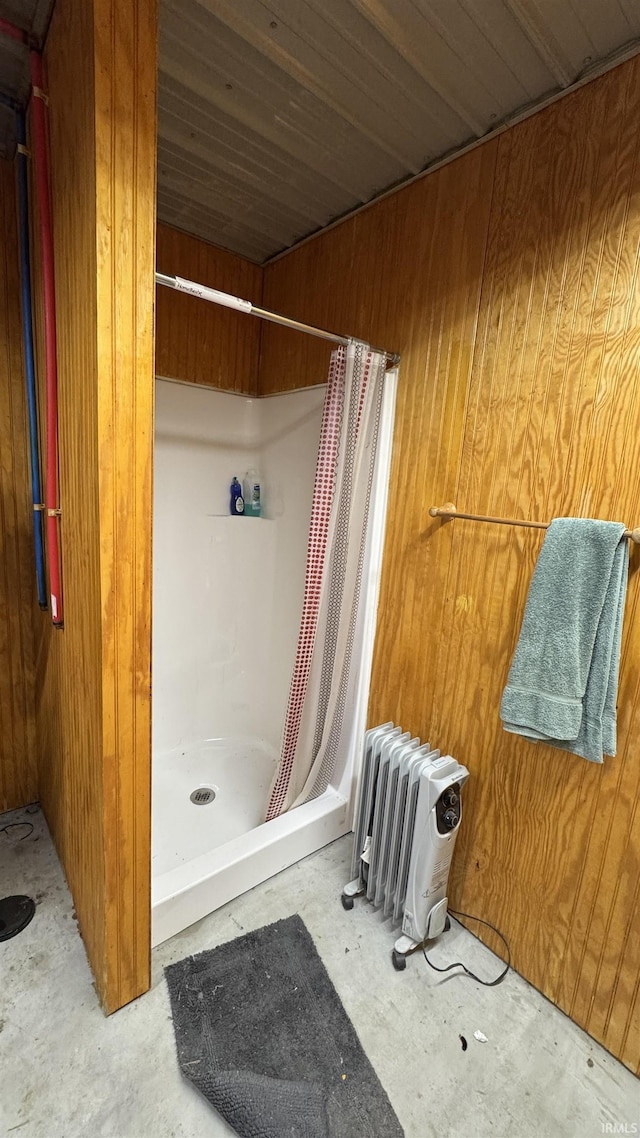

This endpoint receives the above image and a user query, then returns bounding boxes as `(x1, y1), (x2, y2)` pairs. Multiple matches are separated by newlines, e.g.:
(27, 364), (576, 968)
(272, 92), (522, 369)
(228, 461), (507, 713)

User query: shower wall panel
(153, 380), (324, 759)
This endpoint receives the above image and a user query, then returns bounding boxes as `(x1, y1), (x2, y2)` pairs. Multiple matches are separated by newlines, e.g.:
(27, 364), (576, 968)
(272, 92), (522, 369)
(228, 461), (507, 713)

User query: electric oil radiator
(342, 723), (469, 970)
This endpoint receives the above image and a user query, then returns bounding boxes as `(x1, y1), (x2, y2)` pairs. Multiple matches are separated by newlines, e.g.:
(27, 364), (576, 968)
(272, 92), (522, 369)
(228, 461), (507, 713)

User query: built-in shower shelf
(205, 514), (274, 521)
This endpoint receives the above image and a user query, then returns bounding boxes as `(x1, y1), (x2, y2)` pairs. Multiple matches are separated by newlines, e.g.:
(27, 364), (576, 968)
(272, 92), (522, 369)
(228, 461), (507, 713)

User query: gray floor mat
(165, 913), (403, 1138)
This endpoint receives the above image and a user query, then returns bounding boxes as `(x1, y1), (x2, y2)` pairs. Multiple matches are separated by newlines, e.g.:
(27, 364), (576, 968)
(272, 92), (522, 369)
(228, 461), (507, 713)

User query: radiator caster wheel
(392, 948), (407, 971)
(341, 894), (355, 911)
(444, 916), (451, 932)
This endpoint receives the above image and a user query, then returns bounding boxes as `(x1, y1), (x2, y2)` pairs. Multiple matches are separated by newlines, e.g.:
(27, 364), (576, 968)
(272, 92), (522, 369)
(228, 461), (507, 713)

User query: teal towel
(500, 518), (629, 764)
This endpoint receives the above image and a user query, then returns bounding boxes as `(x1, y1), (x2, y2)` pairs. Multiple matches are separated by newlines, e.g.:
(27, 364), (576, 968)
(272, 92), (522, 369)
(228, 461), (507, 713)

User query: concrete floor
(1, 804), (639, 1138)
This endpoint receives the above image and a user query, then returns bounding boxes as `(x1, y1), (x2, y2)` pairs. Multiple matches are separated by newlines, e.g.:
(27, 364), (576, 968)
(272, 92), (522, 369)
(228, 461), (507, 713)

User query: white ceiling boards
(157, 0), (640, 262)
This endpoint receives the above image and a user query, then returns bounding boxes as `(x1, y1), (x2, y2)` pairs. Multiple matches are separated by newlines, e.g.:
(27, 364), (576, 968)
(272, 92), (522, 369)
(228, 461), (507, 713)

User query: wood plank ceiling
(157, 0), (640, 263)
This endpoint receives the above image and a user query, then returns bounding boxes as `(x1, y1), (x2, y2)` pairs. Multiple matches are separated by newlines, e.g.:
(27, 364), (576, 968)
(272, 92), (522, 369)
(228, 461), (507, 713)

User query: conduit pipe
(0, 16), (25, 42)
(16, 111), (47, 608)
(0, 15), (63, 623)
(28, 50), (63, 626)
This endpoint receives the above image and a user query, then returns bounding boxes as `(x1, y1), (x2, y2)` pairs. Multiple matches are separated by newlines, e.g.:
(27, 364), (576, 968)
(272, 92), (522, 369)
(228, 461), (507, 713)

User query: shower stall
(151, 281), (398, 946)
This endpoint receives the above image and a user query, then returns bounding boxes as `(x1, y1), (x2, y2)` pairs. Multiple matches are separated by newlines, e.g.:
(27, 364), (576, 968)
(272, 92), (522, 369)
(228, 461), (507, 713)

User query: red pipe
(0, 17), (26, 43)
(29, 51), (63, 626)
(0, 19), (64, 626)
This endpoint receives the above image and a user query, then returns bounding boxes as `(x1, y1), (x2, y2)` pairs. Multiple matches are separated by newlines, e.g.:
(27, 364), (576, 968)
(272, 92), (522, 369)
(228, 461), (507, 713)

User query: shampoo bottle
(243, 468), (261, 517)
(230, 476), (244, 515)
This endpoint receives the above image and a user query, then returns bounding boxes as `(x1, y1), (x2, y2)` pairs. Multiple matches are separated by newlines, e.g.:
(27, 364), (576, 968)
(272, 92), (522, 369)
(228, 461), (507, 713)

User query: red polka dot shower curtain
(266, 342), (387, 820)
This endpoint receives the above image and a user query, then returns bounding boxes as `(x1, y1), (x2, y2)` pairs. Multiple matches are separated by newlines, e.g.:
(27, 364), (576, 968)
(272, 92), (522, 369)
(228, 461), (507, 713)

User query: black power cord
(0, 821), (34, 840)
(423, 908), (511, 987)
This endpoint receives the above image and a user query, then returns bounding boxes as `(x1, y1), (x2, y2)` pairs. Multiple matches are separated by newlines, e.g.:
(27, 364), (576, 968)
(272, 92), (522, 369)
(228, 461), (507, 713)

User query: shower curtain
(266, 341), (387, 820)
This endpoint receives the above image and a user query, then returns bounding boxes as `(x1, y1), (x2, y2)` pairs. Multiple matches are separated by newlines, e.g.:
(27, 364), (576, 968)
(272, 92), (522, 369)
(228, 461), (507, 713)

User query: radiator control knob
(442, 808), (458, 830)
(442, 788), (458, 808)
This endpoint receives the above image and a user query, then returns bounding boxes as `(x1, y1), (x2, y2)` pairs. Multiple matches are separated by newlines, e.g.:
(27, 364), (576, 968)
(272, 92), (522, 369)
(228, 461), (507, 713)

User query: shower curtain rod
(156, 272), (400, 366)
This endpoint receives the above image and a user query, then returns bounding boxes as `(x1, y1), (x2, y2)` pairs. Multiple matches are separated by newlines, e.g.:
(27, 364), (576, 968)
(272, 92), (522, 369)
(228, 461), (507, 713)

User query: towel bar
(429, 504), (640, 544)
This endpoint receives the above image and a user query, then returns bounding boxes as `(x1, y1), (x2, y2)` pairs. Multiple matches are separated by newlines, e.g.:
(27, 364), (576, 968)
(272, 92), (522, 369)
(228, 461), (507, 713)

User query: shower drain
(190, 786), (217, 805)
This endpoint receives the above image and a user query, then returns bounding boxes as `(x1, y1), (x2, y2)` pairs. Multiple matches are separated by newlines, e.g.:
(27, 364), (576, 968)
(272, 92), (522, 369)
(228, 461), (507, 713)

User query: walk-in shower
(151, 276), (398, 946)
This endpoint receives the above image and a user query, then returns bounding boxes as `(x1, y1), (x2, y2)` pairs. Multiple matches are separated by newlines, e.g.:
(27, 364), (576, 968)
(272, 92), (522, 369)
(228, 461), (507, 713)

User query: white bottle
(243, 469), (261, 517)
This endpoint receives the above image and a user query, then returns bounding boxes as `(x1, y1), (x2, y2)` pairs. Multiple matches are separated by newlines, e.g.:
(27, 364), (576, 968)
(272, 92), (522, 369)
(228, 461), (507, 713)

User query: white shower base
(151, 736), (351, 946)
(152, 736), (278, 877)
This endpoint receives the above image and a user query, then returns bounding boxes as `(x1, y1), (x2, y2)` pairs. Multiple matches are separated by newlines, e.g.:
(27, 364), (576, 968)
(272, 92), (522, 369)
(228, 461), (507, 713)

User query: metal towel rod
(429, 503), (640, 544)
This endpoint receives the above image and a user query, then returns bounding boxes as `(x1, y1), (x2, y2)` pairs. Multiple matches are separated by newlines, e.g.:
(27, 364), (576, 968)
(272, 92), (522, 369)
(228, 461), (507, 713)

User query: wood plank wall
(31, 0), (104, 999)
(31, 0), (157, 1012)
(259, 58), (640, 1073)
(0, 160), (37, 813)
(156, 223), (262, 393)
(94, 0), (157, 1012)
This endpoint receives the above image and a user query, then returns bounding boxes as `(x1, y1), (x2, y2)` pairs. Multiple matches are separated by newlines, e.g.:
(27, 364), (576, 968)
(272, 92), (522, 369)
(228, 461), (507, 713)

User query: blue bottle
(230, 476), (244, 515)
